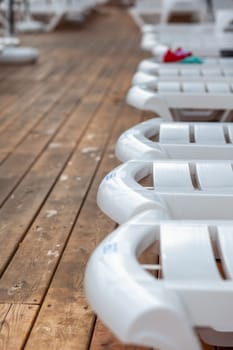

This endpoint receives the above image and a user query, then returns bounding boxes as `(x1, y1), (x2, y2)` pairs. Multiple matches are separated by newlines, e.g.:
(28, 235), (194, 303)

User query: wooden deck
(0, 6), (223, 350)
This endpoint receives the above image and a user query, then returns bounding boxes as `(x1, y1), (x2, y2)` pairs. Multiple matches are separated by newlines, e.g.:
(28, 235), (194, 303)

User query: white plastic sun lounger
(129, 0), (207, 29)
(85, 210), (233, 350)
(141, 24), (233, 56)
(97, 160), (233, 224)
(116, 119), (233, 162)
(27, 0), (99, 31)
(137, 57), (233, 75)
(132, 71), (233, 90)
(127, 82), (233, 121)
(133, 59), (233, 87)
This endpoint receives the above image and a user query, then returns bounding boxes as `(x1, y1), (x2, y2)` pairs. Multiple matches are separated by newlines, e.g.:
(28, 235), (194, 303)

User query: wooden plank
(0, 95), (16, 115)
(25, 299), (94, 350)
(201, 341), (217, 350)
(90, 319), (151, 350)
(0, 42), (138, 304)
(0, 94), (78, 206)
(0, 29), (136, 294)
(0, 37), (118, 205)
(0, 67), (18, 81)
(0, 304), (38, 350)
(0, 12), (131, 160)
(0, 82), (47, 134)
(0, 82), (68, 153)
(24, 103), (142, 349)
(0, 304), (11, 325)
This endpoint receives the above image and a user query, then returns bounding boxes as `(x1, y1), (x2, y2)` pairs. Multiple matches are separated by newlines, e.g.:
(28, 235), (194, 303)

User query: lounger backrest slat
(223, 69), (233, 76)
(227, 125), (233, 142)
(158, 81), (181, 92)
(159, 67), (179, 76)
(217, 226), (233, 279)
(159, 123), (189, 144)
(194, 124), (226, 144)
(194, 163), (233, 189)
(162, 81), (232, 94)
(161, 224), (221, 280)
(206, 82), (231, 93)
(182, 82), (206, 93)
(180, 68), (201, 76)
(220, 58), (233, 67)
(202, 68), (223, 77)
(153, 162), (194, 190)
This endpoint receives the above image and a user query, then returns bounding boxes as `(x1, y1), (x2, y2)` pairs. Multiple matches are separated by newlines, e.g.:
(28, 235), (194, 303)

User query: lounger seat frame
(127, 84), (233, 121)
(141, 24), (233, 55)
(137, 58), (233, 75)
(97, 160), (233, 223)
(116, 119), (233, 161)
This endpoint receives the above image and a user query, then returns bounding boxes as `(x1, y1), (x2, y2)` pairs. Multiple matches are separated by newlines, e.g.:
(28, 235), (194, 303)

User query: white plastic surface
(141, 23), (233, 55)
(132, 70), (233, 91)
(0, 36), (20, 46)
(115, 119), (233, 162)
(85, 210), (233, 349)
(97, 160), (233, 223)
(0, 47), (38, 63)
(17, 19), (45, 33)
(129, 0), (206, 28)
(138, 58), (233, 75)
(26, 0), (105, 31)
(126, 84), (233, 121)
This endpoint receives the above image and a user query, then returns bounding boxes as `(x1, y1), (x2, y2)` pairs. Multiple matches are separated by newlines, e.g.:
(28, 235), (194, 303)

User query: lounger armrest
(127, 86), (156, 111)
(141, 34), (159, 51)
(97, 160), (169, 224)
(127, 86), (172, 120)
(132, 72), (158, 87)
(116, 118), (167, 162)
(138, 59), (159, 74)
(85, 211), (201, 350)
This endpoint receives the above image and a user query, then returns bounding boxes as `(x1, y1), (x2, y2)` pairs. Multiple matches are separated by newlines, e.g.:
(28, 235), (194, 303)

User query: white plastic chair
(97, 160), (233, 223)
(116, 118), (233, 162)
(85, 209), (233, 350)
(127, 82), (233, 121)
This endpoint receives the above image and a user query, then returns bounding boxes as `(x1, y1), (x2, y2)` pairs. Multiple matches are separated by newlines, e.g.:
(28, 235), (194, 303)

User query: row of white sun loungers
(85, 3), (233, 350)
(128, 58), (233, 122)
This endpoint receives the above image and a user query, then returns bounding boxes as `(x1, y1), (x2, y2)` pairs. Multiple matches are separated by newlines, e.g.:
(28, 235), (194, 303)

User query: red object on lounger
(163, 48), (192, 62)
